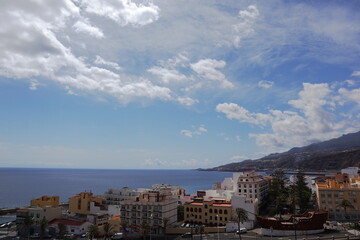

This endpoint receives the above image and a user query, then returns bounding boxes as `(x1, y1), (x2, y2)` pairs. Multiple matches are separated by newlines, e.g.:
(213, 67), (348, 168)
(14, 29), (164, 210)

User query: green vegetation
(265, 169), (312, 216)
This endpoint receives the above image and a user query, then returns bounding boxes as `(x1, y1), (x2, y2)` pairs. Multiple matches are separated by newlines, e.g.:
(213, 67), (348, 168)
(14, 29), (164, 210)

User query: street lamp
(216, 214), (219, 240)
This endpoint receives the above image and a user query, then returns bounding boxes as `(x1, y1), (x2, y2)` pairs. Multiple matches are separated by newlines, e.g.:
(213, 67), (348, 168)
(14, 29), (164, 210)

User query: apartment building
(120, 189), (177, 235)
(316, 174), (360, 221)
(233, 171), (270, 206)
(184, 198), (232, 226)
(103, 187), (142, 206)
(69, 191), (102, 215)
(30, 195), (60, 207)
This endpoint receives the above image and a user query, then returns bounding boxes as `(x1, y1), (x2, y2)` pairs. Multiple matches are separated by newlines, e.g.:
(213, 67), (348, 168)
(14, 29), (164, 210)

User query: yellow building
(68, 191), (102, 215)
(184, 198), (232, 226)
(30, 195), (59, 207)
(316, 175), (360, 221)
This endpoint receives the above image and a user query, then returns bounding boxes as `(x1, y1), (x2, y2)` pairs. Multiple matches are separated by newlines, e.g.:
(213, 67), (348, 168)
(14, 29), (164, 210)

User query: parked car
(181, 232), (192, 238)
(236, 228), (247, 234)
(111, 233), (124, 240)
(180, 223), (186, 228)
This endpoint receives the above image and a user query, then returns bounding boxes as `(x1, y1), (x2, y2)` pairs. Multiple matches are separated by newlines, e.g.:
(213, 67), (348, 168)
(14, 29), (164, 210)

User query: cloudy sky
(0, 0), (360, 169)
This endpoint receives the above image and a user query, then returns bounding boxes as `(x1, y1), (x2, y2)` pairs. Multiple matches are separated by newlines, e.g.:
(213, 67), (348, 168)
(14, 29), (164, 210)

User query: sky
(0, 0), (360, 169)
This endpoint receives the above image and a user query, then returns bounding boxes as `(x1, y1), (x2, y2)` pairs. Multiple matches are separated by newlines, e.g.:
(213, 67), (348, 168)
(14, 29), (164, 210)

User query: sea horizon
(0, 168), (233, 208)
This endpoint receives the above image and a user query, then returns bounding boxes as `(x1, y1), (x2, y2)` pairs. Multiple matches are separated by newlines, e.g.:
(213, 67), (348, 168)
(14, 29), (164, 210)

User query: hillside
(204, 131), (360, 171)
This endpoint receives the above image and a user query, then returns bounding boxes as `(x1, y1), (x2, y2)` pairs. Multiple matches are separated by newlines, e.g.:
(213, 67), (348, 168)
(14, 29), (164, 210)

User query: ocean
(0, 168), (233, 209)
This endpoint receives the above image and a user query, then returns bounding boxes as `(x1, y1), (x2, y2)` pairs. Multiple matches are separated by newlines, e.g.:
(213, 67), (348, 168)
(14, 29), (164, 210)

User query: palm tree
(162, 218), (169, 239)
(88, 224), (99, 240)
(120, 220), (128, 236)
(140, 221), (149, 240)
(38, 217), (48, 240)
(22, 215), (34, 240)
(233, 208), (249, 240)
(337, 199), (354, 220)
(102, 222), (114, 240)
(57, 223), (67, 239)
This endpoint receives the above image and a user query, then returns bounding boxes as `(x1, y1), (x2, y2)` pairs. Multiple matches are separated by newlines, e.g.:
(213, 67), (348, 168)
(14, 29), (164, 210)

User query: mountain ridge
(203, 131), (360, 172)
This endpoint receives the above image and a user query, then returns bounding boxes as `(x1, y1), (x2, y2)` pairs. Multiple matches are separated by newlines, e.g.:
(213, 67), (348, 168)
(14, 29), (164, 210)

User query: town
(2, 167), (360, 240)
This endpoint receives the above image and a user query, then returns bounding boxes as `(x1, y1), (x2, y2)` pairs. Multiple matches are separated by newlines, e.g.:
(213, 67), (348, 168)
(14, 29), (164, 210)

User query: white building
(48, 219), (92, 236)
(233, 171), (270, 206)
(103, 187), (142, 206)
(120, 189), (177, 235)
(228, 195), (258, 230)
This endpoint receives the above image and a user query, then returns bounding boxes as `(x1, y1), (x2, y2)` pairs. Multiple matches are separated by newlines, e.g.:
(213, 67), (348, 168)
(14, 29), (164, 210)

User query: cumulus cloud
(190, 59), (234, 88)
(94, 56), (122, 71)
(339, 88), (360, 105)
(233, 5), (260, 48)
(217, 82), (360, 150)
(80, 0), (160, 26)
(258, 80), (274, 88)
(181, 125), (207, 138)
(73, 20), (104, 38)
(0, 1), (176, 104)
(147, 67), (188, 84)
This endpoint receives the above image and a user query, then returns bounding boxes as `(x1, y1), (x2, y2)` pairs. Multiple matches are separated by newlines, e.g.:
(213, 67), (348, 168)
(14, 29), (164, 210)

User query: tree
(294, 171), (312, 212)
(177, 205), (184, 222)
(57, 223), (67, 239)
(337, 199), (354, 220)
(233, 208), (249, 240)
(140, 221), (149, 240)
(22, 215), (34, 240)
(102, 222), (114, 240)
(38, 217), (48, 240)
(120, 220), (128, 236)
(88, 224), (99, 240)
(269, 169), (289, 217)
(162, 217), (169, 239)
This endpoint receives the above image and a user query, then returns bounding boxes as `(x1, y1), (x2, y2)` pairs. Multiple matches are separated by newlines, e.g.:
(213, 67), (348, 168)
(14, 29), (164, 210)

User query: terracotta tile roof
(49, 219), (87, 227)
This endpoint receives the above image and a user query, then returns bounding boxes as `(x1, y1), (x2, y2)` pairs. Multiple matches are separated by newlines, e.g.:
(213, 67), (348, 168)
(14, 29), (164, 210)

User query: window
(214, 209), (218, 214)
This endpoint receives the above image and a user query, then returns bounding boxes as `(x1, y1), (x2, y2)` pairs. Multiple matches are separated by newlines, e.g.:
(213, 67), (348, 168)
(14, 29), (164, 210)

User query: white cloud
(258, 80), (274, 88)
(351, 71), (360, 77)
(181, 125), (208, 138)
(29, 79), (40, 90)
(177, 97), (198, 106)
(73, 20), (104, 39)
(147, 66), (188, 84)
(217, 82), (360, 150)
(190, 59), (234, 89)
(216, 103), (270, 126)
(233, 5), (260, 48)
(80, 0), (160, 26)
(339, 88), (360, 105)
(94, 56), (122, 71)
(235, 136), (241, 142)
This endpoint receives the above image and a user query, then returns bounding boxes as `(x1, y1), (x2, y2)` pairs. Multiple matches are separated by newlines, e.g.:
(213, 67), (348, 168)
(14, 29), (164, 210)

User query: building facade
(233, 171), (270, 206)
(316, 175), (360, 221)
(184, 198), (232, 226)
(69, 191), (102, 215)
(30, 195), (60, 207)
(120, 190), (177, 235)
(103, 187), (142, 206)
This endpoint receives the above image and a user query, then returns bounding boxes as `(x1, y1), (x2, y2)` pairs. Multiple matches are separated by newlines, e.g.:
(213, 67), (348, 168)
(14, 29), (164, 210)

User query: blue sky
(0, 0), (360, 169)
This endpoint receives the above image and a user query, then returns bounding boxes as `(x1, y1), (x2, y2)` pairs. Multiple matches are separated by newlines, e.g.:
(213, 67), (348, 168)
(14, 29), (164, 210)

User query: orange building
(184, 198), (232, 226)
(316, 175), (360, 221)
(68, 191), (102, 215)
(30, 195), (59, 207)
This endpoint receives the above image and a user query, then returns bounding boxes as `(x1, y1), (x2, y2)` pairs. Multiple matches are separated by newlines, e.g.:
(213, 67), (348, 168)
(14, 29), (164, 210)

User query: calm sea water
(0, 168), (233, 208)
